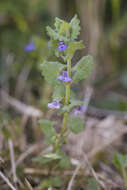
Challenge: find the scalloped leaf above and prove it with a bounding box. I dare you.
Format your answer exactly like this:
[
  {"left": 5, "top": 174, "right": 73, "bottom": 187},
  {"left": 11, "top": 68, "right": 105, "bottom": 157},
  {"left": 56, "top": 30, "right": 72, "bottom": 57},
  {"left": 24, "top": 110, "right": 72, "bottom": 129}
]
[
  {"left": 68, "top": 116, "right": 85, "bottom": 134},
  {"left": 52, "top": 84, "right": 65, "bottom": 101},
  {"left": 39, "top": 120, "right": 57, "bottom": 144},
  {"left": 65, "top": 41, "right": 85, "bottom": 60},
  {"left": 56, "top": 149, "right": 71, "bottom": 169},
  {"left": 70, "top": 14, "right": 81, "bottom": 41},
  {"left": 33, "top": 156, "right": 54, "bottom": 164},
  {"left": 62, "top": 100, "right": 84, "bottom": 112},
  {"left": 46, "top": 26, "right": 70, "bottom": 42},
  {"left": 55, "top": 17, "right": 64, "bottom": 32},
  {"left": 40, "top": 176, "right": 62, "bottom": 188},
  {"left": 72, "top": 55, "right": 94, "bottom": 82},
  {"left": 40, "top": 61, "right": 66, "bottom": 86}
]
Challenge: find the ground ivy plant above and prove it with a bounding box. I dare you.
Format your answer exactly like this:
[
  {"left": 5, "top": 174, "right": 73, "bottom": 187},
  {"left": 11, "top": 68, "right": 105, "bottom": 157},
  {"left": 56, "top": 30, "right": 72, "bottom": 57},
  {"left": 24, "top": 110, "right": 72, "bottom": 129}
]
[{"left": 35, "top": 15, "right": 94, "bottom": 187}]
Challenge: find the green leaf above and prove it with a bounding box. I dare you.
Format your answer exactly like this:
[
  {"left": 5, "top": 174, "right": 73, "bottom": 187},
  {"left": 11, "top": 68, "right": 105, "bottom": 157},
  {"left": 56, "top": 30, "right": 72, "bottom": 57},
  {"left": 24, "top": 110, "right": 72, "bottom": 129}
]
[
  {"left": 39, "top": 120, "right": 57, "bottom": 144},
  {"left": 62, "top": 100, "right": 84, "bottom": 112},
  {"left": 50, "top": 176, "right": 62, "bottom": 187},
  {"left": 72, "top": 55, "right": 94, "bottom": 82},
  {"left": 55, "top": 17, "right": 64, "bottom": 32},
  {"left": 65, "top": 41, "right": 85, "bottom": 60},
  {"left": 68, "top": 116, "right": 85, "bottom": 134},
  {"left": 87, "top": 178, "right": 101, "bottom": 190},
  {"left": 46, "top": 26, "right": 70, "bottom": 42},
  {"left": 32, "top": 156, "right": 54, "bottom": 164},
  {"left": 70, "top": 14, "right": 81, "bottom": 41},
  {"left": 52, "top": 84, "right": 65, "bottom": 101},
  {"left": 40, "top": 176, "right": 62, "bottom": 188},
  {"left": 40, "top": 61, "right": 66, "bottom": 86},
  {"left": 55, "top": 17, "right": 71, "bottom": 37},
  {"left": 33, "top": 152, "right": 61, "bottom": 164},
  {"left": 113, "top": 152, "right": 127, "bottom": 169},
  {"left": 56, "top": 149, "right": 71, "bottom": 169}
]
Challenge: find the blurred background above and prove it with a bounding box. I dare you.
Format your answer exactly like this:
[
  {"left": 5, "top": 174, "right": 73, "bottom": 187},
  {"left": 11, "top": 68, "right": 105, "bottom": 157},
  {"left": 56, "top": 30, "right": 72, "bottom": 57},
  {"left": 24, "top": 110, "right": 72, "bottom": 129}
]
[
  {"left": 1, "top": 0, "right": 127, "bottom": 115},
  {"left": 0, "top": 0, "right": 127, "bottom": 189}
]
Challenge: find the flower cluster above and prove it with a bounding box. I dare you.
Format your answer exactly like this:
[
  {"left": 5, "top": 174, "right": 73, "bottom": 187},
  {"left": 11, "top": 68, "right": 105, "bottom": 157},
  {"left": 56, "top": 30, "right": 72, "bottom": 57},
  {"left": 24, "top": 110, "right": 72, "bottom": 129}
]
[
  {"left": 57, "top": 71, "right": 72, "bottom": 84},
  {"left": 48, "top": 40, "right": 86, "bottom": 115},
  {"left": 73, "top": 105, "right": 86, "bottom": 115},
  {"left": 48, "top": 100, "right": 60, "bottom": 109},
  {"left": 57, "top": 41, "right": 68, "bottom": 52}
]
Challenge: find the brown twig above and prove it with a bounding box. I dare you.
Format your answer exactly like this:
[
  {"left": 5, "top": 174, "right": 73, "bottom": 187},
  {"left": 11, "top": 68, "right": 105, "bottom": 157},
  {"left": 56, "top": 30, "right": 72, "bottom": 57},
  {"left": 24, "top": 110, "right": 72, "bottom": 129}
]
[
  {"left": 1, "top": 90, "right": 42, "bottom": 118},
  {"left": 67, "top": 164, "right": 81, "bottom": 190},
  {"left": 0, "top": 171, "right": 17, "bottom": 190},
  {"left": 25, "top": 178, "right": 34, "bottom": 190},
  {"left": 8, "top": 139, "right": 18, "bottom": 185}
]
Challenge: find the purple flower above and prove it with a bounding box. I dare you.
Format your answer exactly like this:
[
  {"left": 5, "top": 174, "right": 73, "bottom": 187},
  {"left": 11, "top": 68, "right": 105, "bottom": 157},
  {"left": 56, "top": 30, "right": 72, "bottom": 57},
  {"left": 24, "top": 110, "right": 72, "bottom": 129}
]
[
  {"left": 48, "top": 100, "right": 60, "bottom": 109},
  {"left": 57, "top": 71, "right": 72, "bottom": 84},
  {"left": 73, "top": 105, "right": 86, "bottom": 115},
  {"left": 57, "top": 41, "right": 68, "bottom": 52},
  {"left": 24, "top": 41, "right": 36, "bottom": 52}
]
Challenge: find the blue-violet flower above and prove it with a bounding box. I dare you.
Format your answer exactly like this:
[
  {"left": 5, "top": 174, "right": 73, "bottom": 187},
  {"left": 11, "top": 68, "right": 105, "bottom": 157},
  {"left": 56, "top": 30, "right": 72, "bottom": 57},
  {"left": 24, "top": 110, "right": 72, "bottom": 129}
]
[
  {"left": 73, "top": 105, "right": 86, "bottom": 115},
  {"left": 57, "top": 41, "right": 68, "bottom": 52},
  {"left": 57, "top": 71, "right": 72, "bottom": 84},
  {"left": 48, "top": 100, "right": 60, "bottom": 109},
  {"left": 24, "top": 41, "right": 36, "bottom": 52}
]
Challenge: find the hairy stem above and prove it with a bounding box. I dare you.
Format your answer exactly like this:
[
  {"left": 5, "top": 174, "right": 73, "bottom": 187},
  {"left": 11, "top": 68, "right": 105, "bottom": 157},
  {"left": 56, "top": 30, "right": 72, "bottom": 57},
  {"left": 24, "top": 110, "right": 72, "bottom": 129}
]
[
  {"left": 53, "top": 59, "right": 71, "bottom": 152},
  {"left": 61, "top": 59, "right": 71, "bottom": 135}
]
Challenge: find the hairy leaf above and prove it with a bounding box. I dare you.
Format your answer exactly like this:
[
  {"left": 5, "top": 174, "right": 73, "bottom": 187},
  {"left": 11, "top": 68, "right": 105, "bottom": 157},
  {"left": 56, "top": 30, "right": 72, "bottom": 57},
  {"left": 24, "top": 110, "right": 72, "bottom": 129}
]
[
  {"left": 46, "top": 26, "right": 69, "bottom": 42},
  {"left": 32, "top": 156, "right": 54, "bottom": 164},
  {"left": 62, "top": 100, "right": 84, "bottom": 112},
  {"left": 68, "top": 116, "right": 85, "bottom": 134},
  {"left": 33, "top": 152, "right": 61, "bottom": 164},
  {"left": 55, "top": 17, "right": 64, "bottom": 32},
  {"left": 40, "top": 176, "right": 62, "bottom": 188},
  {"left": 73, "top": 55, "right": 94, "bottom": 82},
  {"left": 40, "top": 61, "right": 66, "bottom": 86},
  {"left": 39, "top": 120, "right": 56, "bottom": 144},
  {"left": 70, "top": 15, "right": 81, "bottom": 41},
  {"left": 52, "top": 84, "right": 65, "bottom": 101},
  {"left": 56, "top": 149, "right": 71, "bottom": 169},
  {"left": 65, "top": 41, "right": 85, "bottom": 60}
]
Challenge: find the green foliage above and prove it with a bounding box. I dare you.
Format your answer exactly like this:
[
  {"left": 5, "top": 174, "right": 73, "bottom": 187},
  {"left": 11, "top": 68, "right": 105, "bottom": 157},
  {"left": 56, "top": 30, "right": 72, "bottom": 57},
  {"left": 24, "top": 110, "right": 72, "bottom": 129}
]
[
  {"left": 62, "top": 100, "right": 84, "bottom": 112},
  {"left": 65, "top": 41, "right": 85, "bottom": 60},
  {"left": 55, "top": 17, "right": 65, "bottom": 32},
  {"left": 39, "top": 120, "right": 57, "bottom": 144},
  {"left": 59, "top": 22, "right": 70, "bottom": 37},
  {"left": 87, "top": 178, "right": 101, "bottom": 190},
  {"left": 33, "top": 150, "right": 71, "bottom": 169},
  {"left": 46, "top": 14, "right": 81, "bottom": 43},
  {"left": 70, "top": 14, "right": 81, "bottom": 41},
  {"left": 113, "top": 152, "right": 127, "bottom": 169},
  {"left": 40, "top": 176, "right": 62, "bottom": 188},
  {"left": 73, "top": 55, "right": 94, "bottom": 82},
  {"left": 33, "top": 152, "right": 61, "bottom": 164},
  {"left": 68, "top": 116, "right": 85, "bottom": 134},
  {"left": 52, "top": 84, "right": 65, "bottom": 101},
  {"left": 40, "top": 61, "right": 66, "bottom": 86},
  {"left": 46, "top": 26, "right": 70, "bottom": 42},
  {"left": 56, "top": 149, "right": 71, "bottom": 169}
]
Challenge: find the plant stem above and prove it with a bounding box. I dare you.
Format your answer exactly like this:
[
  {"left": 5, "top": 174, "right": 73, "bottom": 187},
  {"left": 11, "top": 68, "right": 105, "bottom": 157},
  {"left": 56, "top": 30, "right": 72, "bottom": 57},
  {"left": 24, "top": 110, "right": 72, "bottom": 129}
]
[
  {"left": 61, "top": 59, "right": 71, "bottom": 135},
  {"left": 121, "top": 167, "right": 127, "bottom": 190},
  {"left": 53, "top": 59, "right": 71, "bottom": 152}
]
